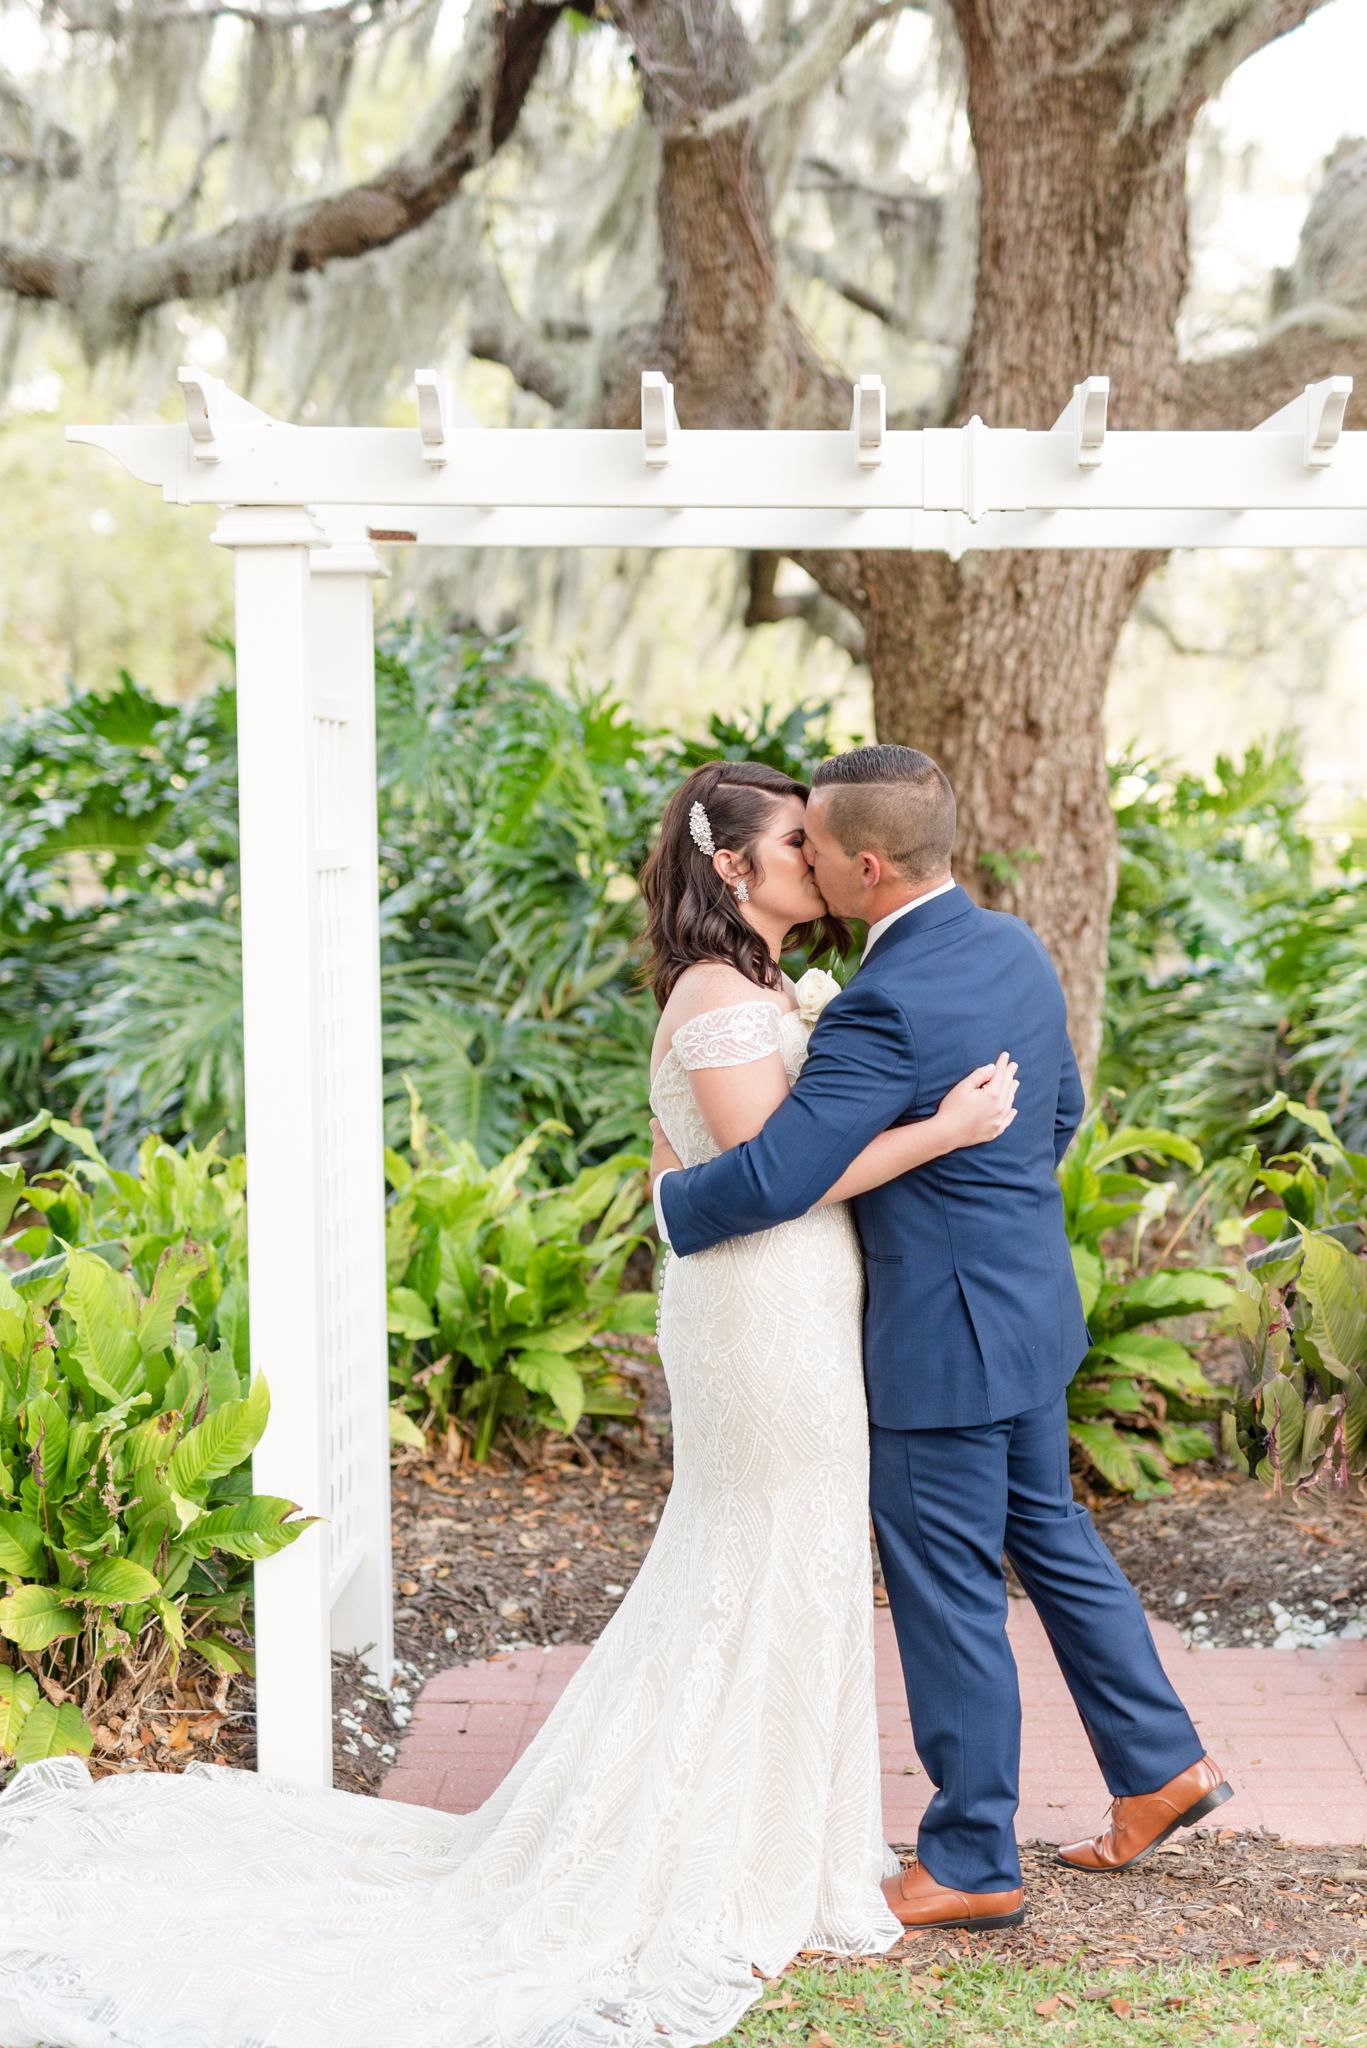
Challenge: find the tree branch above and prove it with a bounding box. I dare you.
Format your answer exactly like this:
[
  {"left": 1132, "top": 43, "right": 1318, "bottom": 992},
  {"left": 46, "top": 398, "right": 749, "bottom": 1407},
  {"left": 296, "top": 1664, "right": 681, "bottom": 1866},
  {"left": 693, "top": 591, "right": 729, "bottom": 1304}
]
[
  {"left": 463, "top": 263, "right": 576, "bottom": 410},
  {"left": 0, "top": 0, "right": 565, "bottom": 350},
  {"left": 1177, "top": 322, "right": 1367, "bottom": 429}
]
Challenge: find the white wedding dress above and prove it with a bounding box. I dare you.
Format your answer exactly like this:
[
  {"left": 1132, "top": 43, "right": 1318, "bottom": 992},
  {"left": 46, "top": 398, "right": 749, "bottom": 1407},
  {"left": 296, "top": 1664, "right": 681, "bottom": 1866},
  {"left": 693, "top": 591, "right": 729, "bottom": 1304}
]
[{"left": 0, "top": 1000, "right": 899, "bottom": 2048}]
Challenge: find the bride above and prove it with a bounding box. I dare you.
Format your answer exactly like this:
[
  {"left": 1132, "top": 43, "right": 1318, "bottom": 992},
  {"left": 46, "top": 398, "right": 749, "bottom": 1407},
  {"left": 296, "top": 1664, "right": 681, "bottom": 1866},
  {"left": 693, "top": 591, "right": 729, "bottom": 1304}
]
[{"left": 0, "top": 760, "right": 1017, "bottom": 2048}]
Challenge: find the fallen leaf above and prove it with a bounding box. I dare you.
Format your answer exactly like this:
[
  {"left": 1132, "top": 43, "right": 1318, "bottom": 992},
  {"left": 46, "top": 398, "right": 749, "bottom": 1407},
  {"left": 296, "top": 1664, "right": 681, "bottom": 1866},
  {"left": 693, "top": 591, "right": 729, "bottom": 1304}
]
[
  {"left": 807, "top": 2033, "right": 837, "bottom": 2047},
  {"left": 1034, "top": 1996, "right": 1061, "bottom": 2015},
  {"left": 760, "top": 1994, "right": 794, "bottom": 2010},
  {"left": 1109, "top": 1998, "right": 1132, "bottom": 2017},
  {"left": 165, "top": 1717, "right": 190, "bottom": 1750},
  {"left": 1058, "top": 1994, "right": 1079, "bottom": 2011},
  {"left": 398, "top": 1580, "right": 419, "bottom": 1596},
  {"left": 1164, "top": 1996, "right": 1189, "bottom": 2010},
  {"left": 549, "top": 1557, "right": 571, "bottom": 1572}
]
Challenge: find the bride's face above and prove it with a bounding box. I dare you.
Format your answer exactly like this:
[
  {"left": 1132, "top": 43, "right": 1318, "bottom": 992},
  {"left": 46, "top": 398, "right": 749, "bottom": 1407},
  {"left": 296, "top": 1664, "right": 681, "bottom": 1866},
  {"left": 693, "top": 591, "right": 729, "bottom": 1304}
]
[{"left": 716, "top": 793, "right": 828, "bottom": 931}]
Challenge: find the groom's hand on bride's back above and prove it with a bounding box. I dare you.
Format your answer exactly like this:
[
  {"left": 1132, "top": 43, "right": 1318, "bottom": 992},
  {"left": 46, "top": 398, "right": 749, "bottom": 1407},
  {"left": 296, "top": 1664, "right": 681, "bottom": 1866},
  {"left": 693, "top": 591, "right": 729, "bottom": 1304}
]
[{"left": 937, "top": 1052, "right": 1019, "bottom": 1148}]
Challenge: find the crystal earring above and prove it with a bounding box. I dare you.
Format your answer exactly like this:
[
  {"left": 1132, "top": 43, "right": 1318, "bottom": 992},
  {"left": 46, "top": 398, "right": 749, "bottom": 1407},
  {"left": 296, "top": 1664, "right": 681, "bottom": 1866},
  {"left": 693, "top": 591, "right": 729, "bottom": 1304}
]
[{"left": 735, "top": 880, "right": 750, "bottom": 903}]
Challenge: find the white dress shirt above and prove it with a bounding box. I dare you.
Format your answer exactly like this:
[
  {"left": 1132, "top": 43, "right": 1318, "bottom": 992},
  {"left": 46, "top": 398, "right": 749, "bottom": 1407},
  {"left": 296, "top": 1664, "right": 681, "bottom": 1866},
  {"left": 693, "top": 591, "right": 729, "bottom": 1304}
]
[{"left": 653, "top": 878, "right": 957, "bottom": 1244}]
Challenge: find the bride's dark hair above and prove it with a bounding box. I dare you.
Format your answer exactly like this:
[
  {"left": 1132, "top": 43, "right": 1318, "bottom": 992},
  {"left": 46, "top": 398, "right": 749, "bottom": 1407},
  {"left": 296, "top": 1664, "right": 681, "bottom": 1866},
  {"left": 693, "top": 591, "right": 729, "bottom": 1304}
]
[{"left": 639, "top": 761, "right": 851, "bottom": 1009}]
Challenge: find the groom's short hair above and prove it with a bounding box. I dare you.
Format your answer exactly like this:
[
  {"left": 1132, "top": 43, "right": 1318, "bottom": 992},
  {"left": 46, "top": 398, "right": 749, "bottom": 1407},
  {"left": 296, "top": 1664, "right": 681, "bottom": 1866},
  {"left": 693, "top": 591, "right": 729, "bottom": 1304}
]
[{"left": 811, "top": 745, "right": 956, "bottom": 880}]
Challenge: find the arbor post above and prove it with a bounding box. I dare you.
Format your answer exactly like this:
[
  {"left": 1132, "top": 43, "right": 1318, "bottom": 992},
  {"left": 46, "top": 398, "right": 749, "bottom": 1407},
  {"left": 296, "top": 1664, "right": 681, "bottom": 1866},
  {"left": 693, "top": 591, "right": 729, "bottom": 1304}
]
[
  {"left": 212, "top": 503, "right": 334, "bottom": 1786},
  {"left": 308, "top": 516, "right": 394, "bottom": 1691}
]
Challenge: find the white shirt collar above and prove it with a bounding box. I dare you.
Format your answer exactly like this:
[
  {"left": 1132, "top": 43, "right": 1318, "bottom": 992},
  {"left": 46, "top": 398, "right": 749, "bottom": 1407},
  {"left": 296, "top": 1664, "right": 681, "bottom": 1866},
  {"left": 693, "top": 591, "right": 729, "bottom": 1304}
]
[{"left": 861, "top": 879, "right": 957, "bottom": 963}]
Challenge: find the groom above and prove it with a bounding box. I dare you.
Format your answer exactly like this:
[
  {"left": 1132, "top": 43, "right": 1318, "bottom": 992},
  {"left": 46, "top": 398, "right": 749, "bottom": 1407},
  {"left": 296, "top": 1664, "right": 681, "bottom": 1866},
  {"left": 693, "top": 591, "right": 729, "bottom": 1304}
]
[{"left": 650, "top": 745, "right": 1231, "bottom": 1931}]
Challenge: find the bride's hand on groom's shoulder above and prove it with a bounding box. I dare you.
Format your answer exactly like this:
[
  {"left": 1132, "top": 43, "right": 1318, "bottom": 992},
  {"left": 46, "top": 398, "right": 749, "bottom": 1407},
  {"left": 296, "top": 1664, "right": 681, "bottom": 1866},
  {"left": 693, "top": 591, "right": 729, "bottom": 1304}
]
[
  {"left": 937, "top": 1052, "right": 1019, "bottom": 1148},
  {"left": 648, "top": 1117, "right": 683, "bottom": 1193}
]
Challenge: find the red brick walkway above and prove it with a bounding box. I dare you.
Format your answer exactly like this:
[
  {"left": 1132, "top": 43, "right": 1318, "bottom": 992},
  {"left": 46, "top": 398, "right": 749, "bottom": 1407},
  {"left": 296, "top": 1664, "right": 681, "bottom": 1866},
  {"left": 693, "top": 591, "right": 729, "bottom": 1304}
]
[{"left": 382, "top": 1604, "right": 1367, "bottom": 1847}]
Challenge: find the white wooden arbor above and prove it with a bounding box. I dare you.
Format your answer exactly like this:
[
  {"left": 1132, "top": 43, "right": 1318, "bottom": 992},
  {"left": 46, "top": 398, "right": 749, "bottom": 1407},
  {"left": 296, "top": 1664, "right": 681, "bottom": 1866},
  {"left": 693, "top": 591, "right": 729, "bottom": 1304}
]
[{"left": 68, "top": 364, "right": 1365, "bottom": 1787}]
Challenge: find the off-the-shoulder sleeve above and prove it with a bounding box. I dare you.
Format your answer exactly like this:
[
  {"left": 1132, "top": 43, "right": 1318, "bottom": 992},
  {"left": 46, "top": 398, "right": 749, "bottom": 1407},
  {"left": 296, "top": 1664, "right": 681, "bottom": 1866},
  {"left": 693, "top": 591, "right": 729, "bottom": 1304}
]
[{"left": 670, "top": 1001, "right": 785, "bottom": 1071}]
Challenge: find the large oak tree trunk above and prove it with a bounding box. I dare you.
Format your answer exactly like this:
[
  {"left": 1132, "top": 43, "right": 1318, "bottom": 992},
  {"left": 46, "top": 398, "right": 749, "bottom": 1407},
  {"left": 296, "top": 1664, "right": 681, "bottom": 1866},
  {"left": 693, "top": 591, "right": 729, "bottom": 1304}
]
[{"left": 811, "top": 10, "right": 1209, "bottom": 1077}]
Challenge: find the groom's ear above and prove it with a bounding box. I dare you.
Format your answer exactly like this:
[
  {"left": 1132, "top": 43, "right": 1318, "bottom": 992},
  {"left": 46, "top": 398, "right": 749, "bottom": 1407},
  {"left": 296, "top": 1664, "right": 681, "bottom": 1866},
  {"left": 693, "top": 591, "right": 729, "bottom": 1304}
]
[{"left": 859, "top": 851, "right": 885, "bottom": 890}]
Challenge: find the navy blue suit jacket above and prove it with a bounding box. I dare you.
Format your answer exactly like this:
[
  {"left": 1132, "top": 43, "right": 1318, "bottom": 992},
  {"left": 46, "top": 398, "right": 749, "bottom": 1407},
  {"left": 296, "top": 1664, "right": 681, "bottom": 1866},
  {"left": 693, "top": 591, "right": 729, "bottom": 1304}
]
[{"left": 657, "top": 886, "right": 1089, "bottom": 1429}]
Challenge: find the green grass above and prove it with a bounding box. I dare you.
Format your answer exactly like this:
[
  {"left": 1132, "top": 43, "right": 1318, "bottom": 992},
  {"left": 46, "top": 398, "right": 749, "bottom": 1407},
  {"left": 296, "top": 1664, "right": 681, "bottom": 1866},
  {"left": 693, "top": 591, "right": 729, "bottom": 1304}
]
[{"left": 729, "top": 1958, "right": 1366, "bottom": 2046}]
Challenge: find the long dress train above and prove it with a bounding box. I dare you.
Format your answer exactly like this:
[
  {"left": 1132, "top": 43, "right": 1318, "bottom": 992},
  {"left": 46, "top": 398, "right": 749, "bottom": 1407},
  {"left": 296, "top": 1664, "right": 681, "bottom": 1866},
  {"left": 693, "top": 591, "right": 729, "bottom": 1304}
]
[{"left": 0, "top": 1000, "right": 899, "bottom": 2048}]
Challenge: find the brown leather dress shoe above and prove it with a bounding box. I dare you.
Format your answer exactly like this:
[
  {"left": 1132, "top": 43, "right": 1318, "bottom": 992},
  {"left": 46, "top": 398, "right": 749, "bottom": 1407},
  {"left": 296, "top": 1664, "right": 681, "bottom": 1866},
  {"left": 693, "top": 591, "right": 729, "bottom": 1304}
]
[
  {"left": 882, "top": 1859, "right": 1025, "bottom": 1931},
  {"left": 1057, "top": 1755, "right": 1232, "bottom": 1872}
]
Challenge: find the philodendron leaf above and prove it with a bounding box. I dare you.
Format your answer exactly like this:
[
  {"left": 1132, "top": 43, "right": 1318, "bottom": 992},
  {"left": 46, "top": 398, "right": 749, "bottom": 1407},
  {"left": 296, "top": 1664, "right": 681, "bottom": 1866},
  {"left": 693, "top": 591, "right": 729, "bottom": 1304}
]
[
  {"left": 0, "top": 1584, "right": 84, "bottom": 1651},
  {"left": 0, "top": 1666, "right": 39, "bottom": 1754},
  {"left": 1258, "top": 1373, "right": 1305, "bottom": 1485},
  {"left": 1299, "top": 1232, "right": 1367, "bottom": 1374},
  {"left": 12, "top": 1699, "right": 94, "bottom": 1764},
  {"left": 0, "top": 1508, "right": 46, "bottom": 1577},
  {"left": 80, "top": 1555, "right": 162, "bottom": 1606},
  {"left": 512, "top": 1349, "right": 586, "bottom": 1432},
  {"left": 168, "top": 1374, "right": 270, "bottom": 1497}
]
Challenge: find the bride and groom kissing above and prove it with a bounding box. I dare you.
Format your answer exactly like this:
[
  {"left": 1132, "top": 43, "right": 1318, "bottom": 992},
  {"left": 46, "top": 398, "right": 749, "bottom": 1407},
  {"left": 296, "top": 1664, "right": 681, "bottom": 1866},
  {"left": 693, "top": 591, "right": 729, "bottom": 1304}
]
[{"left": 0, "top": 746, "right": 1230, "bottom": 2048}]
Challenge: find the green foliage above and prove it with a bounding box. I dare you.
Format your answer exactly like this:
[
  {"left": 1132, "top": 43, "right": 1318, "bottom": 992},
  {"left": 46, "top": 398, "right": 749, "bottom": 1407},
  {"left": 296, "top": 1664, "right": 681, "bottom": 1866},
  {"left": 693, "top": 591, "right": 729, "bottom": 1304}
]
[
  {"left": 1219, "top": 1096, "right": 1367, "bottom": 1496},
  {"left": 0, "top": 624, "right": 843, "bottom": 1181},
  {"left": 0, "top": 674, "right": 239, "bottom": 1159},
  {"left": 1060, "top": 1111, "right": 1232, "bottom": 1496},
  {"left": 385, "top": 1089, "right": 656, "bottom": 1462},
  {"left": 1101, "top": 742, "right": 1367, "bottom": 1158},
  {"left": 0, "top": 1112, "right": 311, "bottom": 1760}
]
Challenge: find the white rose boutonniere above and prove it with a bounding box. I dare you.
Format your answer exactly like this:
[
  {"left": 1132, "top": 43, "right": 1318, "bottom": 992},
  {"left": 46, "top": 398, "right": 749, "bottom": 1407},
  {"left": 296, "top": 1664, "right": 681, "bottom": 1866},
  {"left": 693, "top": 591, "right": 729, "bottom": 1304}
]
[{"left": 795, "top": 967, "right": 842, "bottom": 1026}]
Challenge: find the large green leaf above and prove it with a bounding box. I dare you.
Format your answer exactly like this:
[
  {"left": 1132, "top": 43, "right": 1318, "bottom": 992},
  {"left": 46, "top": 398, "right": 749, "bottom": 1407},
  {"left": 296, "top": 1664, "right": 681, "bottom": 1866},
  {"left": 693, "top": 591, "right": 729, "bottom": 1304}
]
[
  {"left": 137, "top": 1244, "right": 207, "bottom": 1357},
  {"left": 0, "top": 1584, "right": 84, "bottom": 1650},
  {"left": 1298, "top": 1232, "right": 1367, "bottom": 1374},
  {"left": 12, "top": 1699, "right": 94, "bottom": 1763},
  {"left": 1088, "top": 1126, "right": 1203, "bottom": 1174},
  {"left": 0, "top": 1508, "right": 46, "bottom": 1576},
  {"left": 184, "top": 1496, "right": 314, "bottom": 1560},
  {"left": 23, "top": 1391, "right": 69, "bottom": 1493},
  {"left": 1070, "top": 1244, "right": 1103, "bottom": 1319},
  {"left": 80, "top": 1555, "right": 162, "bottom": 1605},
  {"left": 1102, "top": 1270, "right": 1234, "bottom": 1331},
  {"left": 168, "top": 1373, "right": 270, "bottom": 1496},
  {"left": 386, "top": 1287, "right": 436, "bottom": 1340},
  {"left": 62, "top": 1248, "right": 143, "bottom": 1401},
  {"left": 512, "top": 1349, "right": 586, "bottom": 1432},
  {"left": 1257, "top": 1374, "right": 1305, "bottom": 1484},
  {"left": 0, "top": 1666, "right": 39, "bottom": 1754},
  {"left": 1068, "top": 1420, "right": 1140, "bottom": 1491},
  {"left": 1087, "top": 1331, "right": 1212, "bottom": 1395},
  {"left": 597, "top": 1292, "right": 658, "bottom": 1337}
]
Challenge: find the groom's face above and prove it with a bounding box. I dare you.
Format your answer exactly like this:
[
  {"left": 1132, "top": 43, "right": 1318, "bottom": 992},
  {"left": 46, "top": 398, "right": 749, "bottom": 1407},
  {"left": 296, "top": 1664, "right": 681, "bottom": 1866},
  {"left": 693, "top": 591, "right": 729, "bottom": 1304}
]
[{"left": 801, "top": 791, "right": 869, "bottom": 920}]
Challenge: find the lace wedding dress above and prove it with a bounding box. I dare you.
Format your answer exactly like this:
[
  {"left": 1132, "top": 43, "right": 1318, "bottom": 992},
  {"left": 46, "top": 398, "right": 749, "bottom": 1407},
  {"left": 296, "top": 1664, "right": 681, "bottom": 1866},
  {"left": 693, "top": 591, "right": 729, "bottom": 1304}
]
[{"left": 0, "top": 1000, "right": 899, "bottom": 2048}]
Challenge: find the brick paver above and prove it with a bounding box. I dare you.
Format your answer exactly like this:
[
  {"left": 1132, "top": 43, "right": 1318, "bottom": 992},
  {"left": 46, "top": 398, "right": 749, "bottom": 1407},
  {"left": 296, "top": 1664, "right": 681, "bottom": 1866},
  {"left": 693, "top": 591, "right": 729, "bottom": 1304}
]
[{"left": 381, "top": 1605, "right": 1367, "bottom": 1847}]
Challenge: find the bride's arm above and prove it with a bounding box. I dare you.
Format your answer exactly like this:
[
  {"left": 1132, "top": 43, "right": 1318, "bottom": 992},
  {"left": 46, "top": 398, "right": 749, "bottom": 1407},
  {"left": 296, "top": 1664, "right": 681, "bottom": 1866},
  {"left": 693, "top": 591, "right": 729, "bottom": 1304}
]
[
  {"left": 650, "top": 1055, "right": 1019, "bottom": 1199},
  {"left": 814, "top": 1054, "right": 1017, "bottom": 1204}
]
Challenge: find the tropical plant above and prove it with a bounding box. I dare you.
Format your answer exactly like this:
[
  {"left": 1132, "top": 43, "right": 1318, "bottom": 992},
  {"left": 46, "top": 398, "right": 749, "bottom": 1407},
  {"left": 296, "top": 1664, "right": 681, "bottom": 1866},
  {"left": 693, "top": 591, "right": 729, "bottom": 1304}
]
[
  {"left": 1220, "top": 1094, "right": 1367, "bottom": 1495},
  {"left": 1060, "top": 1110, "right": 1234, "bottom": 1496},
  {"left": 1100, "top": 742, "right": 1367, "bottom": 1158},
  {"left": 0, "top": 625, "right": 846, "bottom": 1180},
  {"left": 0, "top": 1110, "right": 309, "bottom": 1766},
  {"left": 385, "top": 1091, "right": 658, "bottom": 1462}
]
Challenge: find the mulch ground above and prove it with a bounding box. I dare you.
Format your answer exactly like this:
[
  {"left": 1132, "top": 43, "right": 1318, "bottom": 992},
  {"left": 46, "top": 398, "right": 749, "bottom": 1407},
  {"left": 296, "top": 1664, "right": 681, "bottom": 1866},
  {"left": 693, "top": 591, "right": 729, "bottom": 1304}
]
[{"left": 866, "top": 1835, "right": 1367, "bottom": 1973}]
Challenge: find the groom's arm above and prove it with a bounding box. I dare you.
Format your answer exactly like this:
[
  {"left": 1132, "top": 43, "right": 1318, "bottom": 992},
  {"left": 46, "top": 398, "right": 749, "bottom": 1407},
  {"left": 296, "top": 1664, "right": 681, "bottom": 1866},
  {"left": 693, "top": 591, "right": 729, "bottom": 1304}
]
[
  {"left": 657, "top": 982, "right": 917, "bottom": 1258},
  {"left": 1055, "top": 1034, "right": 1085, "bottom": 1166}
]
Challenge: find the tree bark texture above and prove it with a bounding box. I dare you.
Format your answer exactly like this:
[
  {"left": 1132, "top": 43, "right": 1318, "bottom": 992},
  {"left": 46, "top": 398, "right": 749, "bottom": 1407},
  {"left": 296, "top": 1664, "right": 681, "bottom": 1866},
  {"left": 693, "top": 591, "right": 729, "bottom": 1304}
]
[{"left": 801, "top": 0, "right": 1340, "bottom": 1078}]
